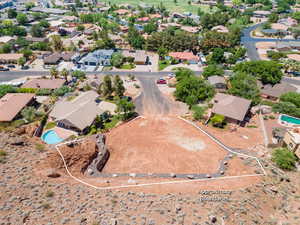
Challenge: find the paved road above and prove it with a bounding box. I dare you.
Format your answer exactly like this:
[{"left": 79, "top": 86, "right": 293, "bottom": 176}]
[
  {"left": 0, "top": 70, "right": 203, "bottom": 83},
  {"left": 282, "top": 77, "right": 300, "bottom": 86},
  {"left": 241, "top": 23, "right": 300, "bottom": 60},
  {"left": 134, "top": 76, "right": 172, "bottom": 115}
]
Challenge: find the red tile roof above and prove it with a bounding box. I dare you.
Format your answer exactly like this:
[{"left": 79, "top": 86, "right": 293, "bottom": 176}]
[{"left": 169, "top": 52, "right": 199, "bottom": 61}]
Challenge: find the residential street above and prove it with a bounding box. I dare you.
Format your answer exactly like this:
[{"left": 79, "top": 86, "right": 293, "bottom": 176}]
[
  {"left": 0, "top": 71, "right": 202, "bottom": 82},
  {"left": 241, "top": 23, "right": 300, "bottom": 60}
]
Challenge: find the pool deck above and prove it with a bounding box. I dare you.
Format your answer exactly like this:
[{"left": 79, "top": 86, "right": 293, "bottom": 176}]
[
  {"left": 52, "top": 127, "right": 77, "bottom": 140},
  {"left": 278, "top": 114, "right": 300, "bottom": 128}
]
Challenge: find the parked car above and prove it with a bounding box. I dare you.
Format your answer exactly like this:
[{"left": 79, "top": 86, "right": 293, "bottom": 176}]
[
  {"left": 0, "top": 66, "right": 9, "bottom": 71},
  {"left": 7, "top": 65, "right": 15, "bottom": 68},
  {"left": 21, "top": 65, "right": 29, "bottom": 70},
  {"left": 122, "top": 96, "right": 132, "bottom": 101},
  {"left": 156, "top": 78, "right": 167, "bottom": 84},
  {"left": 168, "top": 73, "right": 175, "bottom": 78}
]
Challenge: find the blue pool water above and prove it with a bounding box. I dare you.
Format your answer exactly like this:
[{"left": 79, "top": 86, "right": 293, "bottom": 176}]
[
  {"left": 42, "top": 130, "right": 64, "bottom": 144},
  {"left": 280, "top": 115, "right": 300, "bottom": 125}
]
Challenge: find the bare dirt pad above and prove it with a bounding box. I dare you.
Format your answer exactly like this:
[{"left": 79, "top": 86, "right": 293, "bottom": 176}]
[{"left": 104, "top": 116, "right": 228, "bottom": 174}]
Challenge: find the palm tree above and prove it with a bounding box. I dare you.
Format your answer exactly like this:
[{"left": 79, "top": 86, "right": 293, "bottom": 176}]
[
  {"left": 50, "top": 66, "right": 59, "bottom": 79},
  {"left": 21, "top": 107, "right": 36, "bottom": 123},
  {"left": 61, "top": 68, "right": 69, "bottom": 82}
]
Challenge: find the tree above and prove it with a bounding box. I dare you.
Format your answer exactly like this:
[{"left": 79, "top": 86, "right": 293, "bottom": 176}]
[
  {"left": 21, "top": 106, "right": 36, "bottom": 122},
  {"left": 272, "top": 148, "right": 297, "bottom": 170},
  {"left": 0, "top": 43, "right": 12, "bottom": 53},
  {"left": 210, "top": 114, "right": 226, "bottom": 128},
  {"left": 50, "top": 35, "right": 63, "bottom": 52},
  {"left": 53, "top": 86, "right": 72, "bottom": 96},
  {"left": 25, "top": 2, "right": 35, "bottom": 11},
  {"left": 101, "top": 75, "right": 113, "bottom": 99},
  {"left": 113, "top": 75, "right": 125, "bottom": 98},
  {"left": 72, "top": 70, "right": 86, "bottom": 79},
  {"left": 7, "top": 8, "right": 17, "bottom": 19},
  {"left": 77, "top": 24, "right": 85, "bottom": 31},
  {"left": 61, "top": 68, "right": 69, "bottom": 82},
  {"left": 39, "top": 20, "right": 50, "bottom": 28},
  {"left": 280, "top": 92, "right": 300, "bottom": 108},
  {"left": 209, "top": 48, "right": 225, "bottom": 64},
  {"left": 0, "top": 85, "right": 16, "bottom": 98},
  {"left": 202, "top": 64, "right": 224, "bottom": 79},
  {"left": 110, "top": 53, "right": 124, "bottom": 68},
  {"left": 146, "top": 29, "right": 198, "bottom": 52},
  {"left": 272, "top": 102, "right": 300, "bottom": 118},
  {"left": 17, "top": 57, "right": 26, "bottom": 67},
  {"left": 127, "top": 26, "right": 145, "bottom": 49},
  {"left": 21, "top": 49, "right": 33, "bottom": 60},
  {"left": 157, "top": 47, "right": 168, "bottom": 59},
  {"left": 16, "top": 13, "right": 28, "bottom": 25},
  {"left": 30, "top": 24, "right": 44, "bottom": 38},
  {"left": 116, "top": 98, "right": 135, "bottom": 121},
  {"left": 50, "top": 67, "right": 59, "bottom": 79},
  {"left": 268, "top": 13, "right": 279, "bottom": 23},
  {"left": 229, "top": 72, "right": 261, "bottom": 105},
  {"left": 174, "top": 70, "right": 215, "bottom": 107},
  {"left": 191, "top": 105, "right": 206, "bottom": 120},
  {"left": 292, "top": 11, "right": 300, "bottom": 22},
  {"left": 143, "top": 22, "right": 158, "bottom": 34},
  {"left": 233, "top": 61, "right": 283, "bottom": 85}
]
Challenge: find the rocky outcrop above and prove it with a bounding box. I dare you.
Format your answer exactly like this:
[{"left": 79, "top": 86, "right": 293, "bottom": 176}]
[
  {"left": 84, "top": 134, "right": 110, "bottom": 176},
  {"left": 44, "top": 134, "right": 109, "bottom": 176}
]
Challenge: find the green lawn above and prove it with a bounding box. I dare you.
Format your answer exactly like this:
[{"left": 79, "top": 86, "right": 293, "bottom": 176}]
[
  {"left": 158, "top": 59, "right": 171, "bottom": 71},
  {"left": 120, "top": 63, "right": 136, "bottom": 70},
  {"left": 102, "top": 0, "right": 214, "bottom": 14}
]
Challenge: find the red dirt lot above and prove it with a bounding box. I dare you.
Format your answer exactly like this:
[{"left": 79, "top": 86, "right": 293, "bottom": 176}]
[{"left": 103, "top": 116, "right": 228, "bottom": 174}]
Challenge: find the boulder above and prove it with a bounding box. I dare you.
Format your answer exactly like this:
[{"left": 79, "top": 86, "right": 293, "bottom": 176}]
[
  {"left": 46, "top": 169, "right": 61, "bottom": 178},
  {"left": 10, "top": 137, "right": 26, "bottom": 146}
]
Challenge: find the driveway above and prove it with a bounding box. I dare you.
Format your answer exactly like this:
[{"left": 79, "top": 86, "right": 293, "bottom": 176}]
[{"left": 162, "top": 64, "right": 203, "bottom": 72}]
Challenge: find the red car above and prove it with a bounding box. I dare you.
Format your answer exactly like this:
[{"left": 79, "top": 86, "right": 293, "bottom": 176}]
[{"left": 156, "top": 79, "right": 167, "bottom": 84}]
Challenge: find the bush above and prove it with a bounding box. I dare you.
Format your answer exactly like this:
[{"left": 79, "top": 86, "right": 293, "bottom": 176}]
[
  {"left": 36, "top": 88, "right": 52, "bottom": 96},
  {"left": 21, "top": 107, "right": 36, "bottom": 122},
  {"left": 0, "top": 149, "right": 7, "bottom": 164},
  {"left": 11, "top": 119, "right": 26, "bottom": 128},
  {"left": 45, "top": 190, "right": 54, "bottom": 198},
  {"left": 191, "top": 105, "right": 206, "bottom": 121},
  {"left": 210, "top": 114, "right": 226, "bottom": 128},
  {"left": 45, "top": 122, "right": 56, "bottom": 130},
  {"left": 17, "top": 88, "right": 36, "bottom": 93},
  {"left": 272, "top": 148, "right": 297, "bottom": 170},
  {"left": 35, "top": 143, "right": 46, "bottom": 152},
  {"left": 53, "top": 86, "right": 72, "bottom": 96}
]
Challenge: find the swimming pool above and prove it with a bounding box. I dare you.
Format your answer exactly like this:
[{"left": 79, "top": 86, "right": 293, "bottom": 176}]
[
  {"left": 41, "top": 130, "right": 64, "bottom": 144},
  {"left": 280, "top": 114, "right": 300, "bottom": 125}
]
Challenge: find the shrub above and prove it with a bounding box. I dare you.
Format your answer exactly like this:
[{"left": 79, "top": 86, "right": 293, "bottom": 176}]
[
  {"left": 0, "top": 149, "right": 7, "bottom": 164},
  {"left": 191, "top": 105, "right": 206, "bottom": 121},
  {"left": 41, "top": 203, "right": 51, "bottom": 209},
  {"left": 11, "top": 119, "right": 26, "bottom": 128},
  {"left": 272, "top": 148, "right": 297, "bottom": 170},
  {"left": 35, "top": 143, "right": 46, "bottom": 152},
  {"left": 210, "top": 114, "right": 226, "bottom": 128},
  {"left": 36, "top": 88, "right": 52, "bottom": 96},
  {"left": 133, "top": 84, "right": 140, "bottom": 89},
  {"left": 45, "top": 122, "right": 56, "bottom": 130},
  {"left": 45, "top": 190, "right": 54, "bottom": 198},
  {"left": 53, "top": 86, "right": 72, "bottom": 96},
  {"left": 21, "top": 107, "right": 36, "bottom": 122}
]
